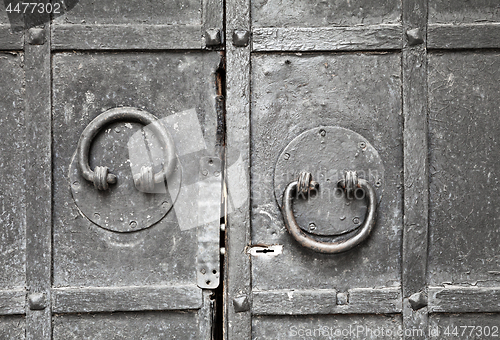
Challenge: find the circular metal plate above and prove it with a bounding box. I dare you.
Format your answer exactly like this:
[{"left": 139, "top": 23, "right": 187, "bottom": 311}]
[
  {"left": 70, "top": 121, "right": 181, "bottom": 233},
  {"left": 274, "top": 126, "right": 384, "bottom": 236}
]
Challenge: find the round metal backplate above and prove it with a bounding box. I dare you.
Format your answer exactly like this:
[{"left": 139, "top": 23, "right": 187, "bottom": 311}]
[
  {"left": 70, "top": 121, "right": 181, "bottom": 233},
  {"left": 274, "top": 126, "right": 384, "bottom": 236}
]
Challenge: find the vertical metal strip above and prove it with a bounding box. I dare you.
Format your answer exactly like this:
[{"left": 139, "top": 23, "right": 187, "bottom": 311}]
[
  {"left": 24, "top": 16, "right": 52, "bottom": 340},
  {"left": 197, "top": 157, "right": 222, "bottom": 290},
  {"left": 402, "top": 0, "right": 429, "bottom": 338},
  {"left": 224, "top": 0, "right": 252, "bottom": 337}
]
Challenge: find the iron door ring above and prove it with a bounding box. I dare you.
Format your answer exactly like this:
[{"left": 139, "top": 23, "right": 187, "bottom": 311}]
[
  {"left": 77, "top": 107, "right": 176, "bottom": 191},
  {"left": 282, "top": 171, "right": 378, "bottom": 254}
]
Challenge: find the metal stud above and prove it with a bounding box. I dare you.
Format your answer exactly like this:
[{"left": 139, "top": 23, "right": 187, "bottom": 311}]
[
  {"left": 233, "top": 295, "right": 250, "bottom": 312},
  {"left": 232, "top": 30, "right": 250, "bottom": 47},
  {"left": 28, "top": 292, "right": 47, "bottom": 310},
  {"left": 409, "top": 291, "right": 427, "bottom": 310},
  {"left": 406, "top": 28, "right": 424, "bottom": 46},
  {"left": 28, "top": 27, "right": 46, "bottom": 45},
  {"left": 205, "top": 29, "right": 222, "bottom": 47}
]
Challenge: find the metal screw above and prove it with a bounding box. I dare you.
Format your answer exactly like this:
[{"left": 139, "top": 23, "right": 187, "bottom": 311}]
[
  {"left": 353, "top": 217, "right": 360, "bottom": 225},
  {"left": 319, "top": 129, "right": 326, "bottom": 137},
  {"left": 202, "top": 169, "right": 209, "bottom": 176},
  {"left": 309, "top": 223, "right": 316, "bottom": 230},
  {"left": 375, "top": 180, "right": 382, "bottom": 187},
  {"left": 284, "top": 153, "right": 290, "bottom": 160},
  {"left": 214, "top": 171, "right": 220, "bottom": 177},
  {"left": 359, "top": 141, "right": 366, "bottom": 149},
  {"left": 130, "top": 221, "right": 137, "bottom": 228},
  {"left": 201, "top": 268, "right": 206, "bottom": 274},
  {"left": 115, "top": 127, "right": 121, "bottom": 133}
]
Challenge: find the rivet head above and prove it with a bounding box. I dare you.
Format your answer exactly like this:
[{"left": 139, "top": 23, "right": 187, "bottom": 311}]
[
  {"left": 409, "top": 291, "right": 427, "bottom": 310},
  {"left": 233, "top": 295, "right": 250, "bottom": 312},
  {"left": 28, "top": 292, "right": 47, "bottom": 310},
  {"left": 28, "top": 27, "right": 46, "bottom": 45},
  {"left": 336, "top": 292, "right": 349, "bottom": 305},
  {"left": 232, "top": 30, "right": 250, "bottom": 47},
  {"left": 205, "top": 29, "right": 222, "bottom": 47},
  {"left": 406, "top": 28, "right": 424, "bottom": 46}
]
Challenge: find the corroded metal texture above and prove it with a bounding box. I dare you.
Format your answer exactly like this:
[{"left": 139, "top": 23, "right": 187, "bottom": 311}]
[{"left": 274, "top": 126, "right": 384, "bottom": 237}]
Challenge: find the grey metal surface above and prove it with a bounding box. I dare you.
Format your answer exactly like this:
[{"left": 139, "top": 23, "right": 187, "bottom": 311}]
[
  {"left": 429, "top": 313, "right": 500, "bottom": 340},
  {"left": 402, "top": 0, "right": 429, "bottom": 338},
  {"left": 0, "top": 316, "right": 26, "bottom": 340},
  {"left": 428, "top": 52, "right": 500, "bottom": 288},
  {"left": 429, "top": 0, "right": 500, "bottom": 24},
  {"left": 252, "top": 0, "right": 401, "bottom": 27},
  {"left": 0, "top": 52, "right": 25, "bottom": 291},
  {"left": 252, "top": 314, "right": 403, "bottom": 340},
  {"left": 274, "top": 126, "right": 384, "bottom": 237},
  {"left": 250, "top": 53, "right": 403, "bottom": 292},
  {"left": 25, "top": 17, "right": 53, "bottom": 339},
  {"left": 49, "top": 51, "right": 220, "bottom": 339},
  {"left": 53, "top": 312, "right": 201, "bottom": 340},
  {"left": 196, "top": 157, "right": 222, "bottom": 289},
  {"left": 53, "top": 0, "right": 201, "bottom": 25}
]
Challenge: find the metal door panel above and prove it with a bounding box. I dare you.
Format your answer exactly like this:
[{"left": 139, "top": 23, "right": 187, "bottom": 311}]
[
  {"left": 250, "top": 53, "right": 403, "bottom": 292},
  {"left": 429, "top": 314, "right": 500, "bottom": 339},
  {"left": 0, "top": 315, "right": 26, "bottom": 339},
  {"left": 51, "top": 0, "right": 222, "bottom": 50},
  {"left": 52, "top": 52, "right": 220, "bottom": 288},
  {"left": 429, "top": 0, "right": 500, "bottom": 24},
  {"left": 0, "top": 52, "right": 27, "bottom": 336},
  {"left": 0, "top": 52, "right": 25, "bottom": 290},
  {"left": 53, "top": 311, "right": 202, "bottom": 340},
  {"left": 428, "top": 52, "right": 500, "bottom": 288},
  {"left": 252, "top": 315, "right": 402, "bottom": 340},
  {"left": 50, "top": 51, "right": 220, "bottom": 338},
  {"left": 252, "top": 0, "right": 401, "bottom": 27},
  {"left": 54, "top": 0, "right": 202, "bottom": 25}
]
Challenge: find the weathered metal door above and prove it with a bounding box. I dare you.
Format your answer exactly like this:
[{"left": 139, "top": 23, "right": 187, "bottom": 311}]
[
  {"left": 224, "top": 0, "right": 500, "bottom": 339},
  {"left": 1, "top": 0, "right": 500, "bottom": 339},
  {"left": 0, "top": 1, "right": 224, "bottom": 339}
]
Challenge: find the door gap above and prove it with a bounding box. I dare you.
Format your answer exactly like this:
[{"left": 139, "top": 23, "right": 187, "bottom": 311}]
[{"left": 213, "top": 50, "right": 226, "bottom": 340}]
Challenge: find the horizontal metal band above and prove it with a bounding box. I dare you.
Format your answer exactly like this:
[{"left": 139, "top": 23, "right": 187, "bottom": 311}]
[
  {"left": 429, "top": 286, "right": 500, "bottom": 313},
  {"left": 428, "top": 23, "right": 500, "bottom": 49},
  {"left": 51, "top": 24, "right": 204, "bottom": 50},
  {"left": 252, "top": 287, "right": 401, "bottom": 315},
  {"left": 0, "top": 25, "right": 23, "bottom": 50},
  {"left": 252, "top": 25, "right": 403, "bottom": 52},
  {"left": 0, "top": 289, "right": 26, "bottom": 315},
  {"left": 52, "top": 284, "right": 203, "bottom": 313}
]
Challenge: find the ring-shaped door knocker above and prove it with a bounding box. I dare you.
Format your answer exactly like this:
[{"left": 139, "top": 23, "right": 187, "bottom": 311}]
[
  {"left": 77, "top": 107, "right": 176, "bottom": 191},
  {"left": 282, "top": 171, "right": 378, "bottom": 254}
]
